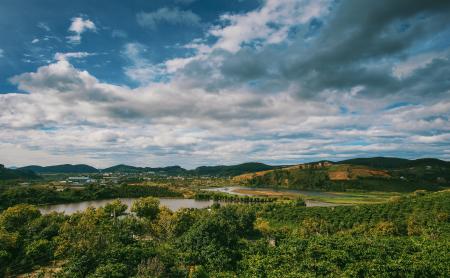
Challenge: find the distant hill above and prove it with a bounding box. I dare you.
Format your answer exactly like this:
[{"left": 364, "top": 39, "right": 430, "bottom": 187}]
[
  {"left": 102, "top": 164, "right": 142, "bottom": 173},
  {"left": 337, "top": 157, "right": 450, "bottom": 169},
  {"left": 234, "top": 158, "right": 450, "bottom": 192},
  {"left": 102, "top": 165, "right": 187, "bottom": 175},
  {"left": 192, "top": 162, "right": 280, "bottom": 177},
  {"left": 102, "top": 162, "right": 279, "bottom": 177},
  {"left": 0, "top": 164, "right": 39, "bottom": 180},
  {"left": 18, "top": 164, "right": 99, "bottom": 174}
]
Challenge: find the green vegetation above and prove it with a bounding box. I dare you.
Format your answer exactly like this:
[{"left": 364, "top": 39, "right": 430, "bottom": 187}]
[
  {"left": 242, "top": 163, "right": 449, "bottom": 192},
  {"left": 303, "top": 191, "right": 403, "bottom": 204},
  {"left": 0, "top": 190, "right": 448, "bottom": 277},
  {"left": 131, "top": 197, "right": 160, "bottom": 220},
  {"left": 338, "top": 157, "right": 450, "bottom": 169},
  {"left": 0, "top": 164, "right": 39, "bottom": 181}
]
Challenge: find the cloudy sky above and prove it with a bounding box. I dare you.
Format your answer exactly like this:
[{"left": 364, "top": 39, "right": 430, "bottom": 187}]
[{"left": 0, "top": 0, "right": 449, "bottom": 168}]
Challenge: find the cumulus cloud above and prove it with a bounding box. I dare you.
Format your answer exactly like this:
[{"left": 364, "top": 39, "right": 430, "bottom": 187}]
[
  {"left": 122, "top": 43, "right": 166, "bottom": 85},
  {"left": 0, "top": 49, "right": 4, "bottom": 58},
  {"left": 137, "top": 7, "right": 201, "bottom": 30},
  {"left": 2, "top": 0, "right": 450, "bottom": 167},
  {"left": 67, "top": 16, "right": 96, "bottom": 44},
  {"left": 209, "top": 0, "right": 330, "bottom": 53},
  {"left": 54, "top": 52, "right": 94, "bottom": 61}
]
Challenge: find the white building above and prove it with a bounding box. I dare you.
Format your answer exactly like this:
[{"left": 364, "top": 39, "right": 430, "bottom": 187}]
[{"left": 67, "top": 176, "right": 92, "bottom": 185}]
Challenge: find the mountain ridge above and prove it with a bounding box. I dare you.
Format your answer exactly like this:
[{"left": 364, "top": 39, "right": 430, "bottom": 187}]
[{"left": 9, "top": 157, "right": 450, "bottom": 177}]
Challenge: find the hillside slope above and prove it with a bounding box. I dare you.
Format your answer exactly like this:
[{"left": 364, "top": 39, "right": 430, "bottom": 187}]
[
  {"left": 0, "top": 164, "right": 39, "bottom": 180},
  {"left": 234, "top": 159, "right": 449, "bottom": 192},
  {"left": 18, "top": 164, "right": 99, "bottom": 174},
  {"left": 192, "top": 162, "right": 279, "bottom": 177},
  {"left": 338, "top": 157, "right": 450, "bottom": 169},
  {"left": 102, "top": 165, "right": 186, "bottom": 175}
]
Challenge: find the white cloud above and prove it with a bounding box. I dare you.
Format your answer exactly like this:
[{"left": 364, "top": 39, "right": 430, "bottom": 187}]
[
  {"left": 2, "top": 56, "right": 449, "bottom": 167},
  {"left": 208, "top": 0, "right": 330, "bottom": 53},
  {"left": 1, "top": 0, "right": 449, "bottom": 167},
  {"left": 163, "top": 0, "right": 330, "bottom": 72},
  {"left": 122, "top": 43, "right": 166, "bottom": 84},
  {"left": 393, "top": 49, "right": 450, "bottom": 78},
  {"left": 137, "top": 7, "right": 201, "bottom": 30},
  {"left": 31, "top": 38, "right": 40, "bottom": 44},
  {"left": 0, "top": 49, "right": 4, "bottom": 58},
  {"left": 411, "top": 134, "right": 450, "bottom": 144},
  {"left": 67, "top": 17, "right": 96, "bottom": 44},
  {"left": 54, "top": 52, "right": 94, "bottom": 61}
]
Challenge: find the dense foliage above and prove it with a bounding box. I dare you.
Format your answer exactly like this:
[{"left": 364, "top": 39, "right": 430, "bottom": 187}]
[{"left": 0, "top": 190, "right": 448, "bottom": 277}]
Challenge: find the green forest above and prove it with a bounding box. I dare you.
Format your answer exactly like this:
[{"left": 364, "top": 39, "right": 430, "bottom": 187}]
[{"left": 1, "top": 190, "right": 449, "bottom": 277}]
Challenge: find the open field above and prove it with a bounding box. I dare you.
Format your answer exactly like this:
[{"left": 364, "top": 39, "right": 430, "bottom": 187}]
[
  {"left": 232, "top": 187, "right": 403, "bottom": 204},
  {"left": 304, "top": 191, "right": 403, "bottom": 204}
]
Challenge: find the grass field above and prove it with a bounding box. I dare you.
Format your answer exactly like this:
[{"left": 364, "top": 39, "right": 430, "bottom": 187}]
[
  {"left": 304, "top": 191, "right": 403, "bottom": 204},
  {"left": 232, "top": 187, "right": 403, "bottom": 204}
]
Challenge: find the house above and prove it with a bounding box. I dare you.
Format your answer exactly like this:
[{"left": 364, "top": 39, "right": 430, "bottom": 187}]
[{"left": 67, "top": 176, "right": 92, "bottom": 185}]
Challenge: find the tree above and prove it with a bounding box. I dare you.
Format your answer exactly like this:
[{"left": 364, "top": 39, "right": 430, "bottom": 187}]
[
  {"left": 89, "top": 262, "right": 128, "bottom": 278},
  {"left": 131, "top": 197, "right": 160, "bottom": 220},
  {"left": 136, "top": 257, "right": 166, "bottom": 278},
  {"left": 25, "top": 239, "right": 53, "bottom": 265},
  {"left": 103, "top": 199, "right": 128, "bottom": 218},
  {"left": 0, "top": 204, "right": 41, "bottom": 232}
]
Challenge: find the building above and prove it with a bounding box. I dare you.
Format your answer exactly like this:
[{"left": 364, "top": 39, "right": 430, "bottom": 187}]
[{"left": 67, "top": 176, "right": 92, "bottom": 185}]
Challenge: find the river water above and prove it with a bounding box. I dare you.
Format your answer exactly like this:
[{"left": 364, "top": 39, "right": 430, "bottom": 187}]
[
  {"left": 39, "top": 186, "right": 336, "bottom": 214},
  {"left": 39, "top": 198, "right": 214, "bottom": 215}
]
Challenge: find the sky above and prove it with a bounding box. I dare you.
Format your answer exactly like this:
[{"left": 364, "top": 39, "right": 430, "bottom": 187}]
[{"left": 0, "top": 0, "right": 449, "bottom": 168}]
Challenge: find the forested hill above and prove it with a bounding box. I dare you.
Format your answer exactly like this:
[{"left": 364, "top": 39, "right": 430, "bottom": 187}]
[
  {"left": 235, "top": 159, "right": 450, "bottom": 192},
  {"left": 13, "top": 162, "right": 280, "bottom": 177},
  {"left": 337, "top": 157, "right": 450, "bottom": 169},
  {"left": 0, "top": 164, "right": 39, "bottom": 180},
  {"left": 18, "top": 164, "right": 99, "bottom": 174},
  {"left": 102, "top": 162, "right": 279, "bottom": 176},
  {"left": 102, "top": 164, "right": 186, "bottom": 175},
  {"left": 192, "top": 162, "right": 280, "bottom": 177}
]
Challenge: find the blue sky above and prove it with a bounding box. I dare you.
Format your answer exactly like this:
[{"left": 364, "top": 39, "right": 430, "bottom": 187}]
[
  {"left": 0, "top": 0, "right": 259, "bottom": 91},
  {"left": 0, "top": 0, "right": 449, "bottom": 168}
]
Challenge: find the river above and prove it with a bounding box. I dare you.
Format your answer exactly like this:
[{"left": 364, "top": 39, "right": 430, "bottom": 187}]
[
  {"left": 39, "top": 198, "right": 215, "bottom": 215},
  {"left": 39, "top": 187, "right": 336, "bottom": 214}
]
